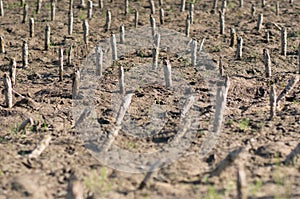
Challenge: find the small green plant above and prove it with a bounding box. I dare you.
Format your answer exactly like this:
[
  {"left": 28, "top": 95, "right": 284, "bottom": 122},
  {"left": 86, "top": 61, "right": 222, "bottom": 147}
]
[
  {"left": 249, "top": 179, "right": 263, "bottom": 196},
  {"left": 211, "top": 43, "right": 222, "bottom": 52},
  {"left": 227, "top": 2, "right": 235, "bottom": 9},
  {"left": 238, "top": 118, "right": 250, "bottom": 131},
  {"left": 126, "top": 141, "right": 137, "bottom": 149},
  {"left": 78, "top": 10, "right": 86, "bottom": 20},
  {"left": 6, "top": 2, "right": 20, "bottom": 9},
  {"left": 41, "top": 122, "right": 48, "bottom": 131},
  {"left": 83, "top": 167, "right": 112, "bottom": 194},
  {"left": 203, "top": 186, "right": 220, "bottom": 199}
]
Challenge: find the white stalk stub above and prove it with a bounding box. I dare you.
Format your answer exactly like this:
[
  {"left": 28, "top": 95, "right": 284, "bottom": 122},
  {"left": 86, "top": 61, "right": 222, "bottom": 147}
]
[{"left": 73, "top": 27, "right": 223, "bottom": 173}]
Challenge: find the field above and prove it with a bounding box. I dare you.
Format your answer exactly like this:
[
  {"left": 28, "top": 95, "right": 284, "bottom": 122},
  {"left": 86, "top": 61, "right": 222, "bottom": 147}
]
[{"left": 0, "top": 0, "right": 299, "bottom": 198}]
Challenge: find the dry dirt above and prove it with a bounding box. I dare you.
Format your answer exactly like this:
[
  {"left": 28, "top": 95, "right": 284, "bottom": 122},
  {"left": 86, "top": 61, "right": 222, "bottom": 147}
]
[{"left": 0, "top": 0, "right": 300, "bottom": 198}]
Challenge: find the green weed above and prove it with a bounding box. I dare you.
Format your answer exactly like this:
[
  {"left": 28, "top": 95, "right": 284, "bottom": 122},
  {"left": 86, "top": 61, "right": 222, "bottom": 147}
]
[{"left": 238, "top": 118, "right": 250, "bottom": 132}]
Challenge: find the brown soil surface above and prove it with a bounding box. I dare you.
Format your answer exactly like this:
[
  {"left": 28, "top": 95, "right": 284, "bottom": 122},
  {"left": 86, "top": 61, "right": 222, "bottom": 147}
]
[{"left": 0, "top": 0, "right": 300, "bottom": 198}]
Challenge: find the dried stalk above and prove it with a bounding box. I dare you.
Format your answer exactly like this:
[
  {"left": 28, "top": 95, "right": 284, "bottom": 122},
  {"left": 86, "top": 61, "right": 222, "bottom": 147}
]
[
  {"left": 36, "top": 0, "right": 42, "bottom": 14},
  {"left": 263, "top": 49, "right": 271, "bottom": 78},
  {"left": 28, "top": 135, "right": 51, "bottom": 159},
  {"left": 150, "top": 15, "right": 156, "bottom": 38},
  {"left": 115, "top": 94, "right": 133, "bottom": 126},
  {"left": 159, "top": 8, "right": 164, "bottom": 25},
  {"left": 3, "top": 74, "right": 13, "bottom": 108},
  {"left": 276, "top": 1, "right": 279, "bottom": 16},
  {"left": 212, "top": 0, "right": 218, "bottom": 14},
  {"left": 0, "top": 0, "right": 3, "bottom": 16},
  {"left": 219, "top": 10, "right": 225, "bottom": 35},
  {"left": 269, "top": 84, "right": 276, "bottom": 120},
  {"left": 59, "top": 47, "right": 64, "bottom": 81},
  {"left": 51, "top": 1, "right": 55, "bottom": 21},
  {"left": 22, "top": 40, "right": 28, "bottom": 68},
  {"left": 80, "top": 0, "right": 86, "bottom": 9},
  {"left": 124, "top": 0, "right": 128, "bottom": 15},
  {"left": 149, "top": 0, "right": 155, "bottom": 14},
  {"left": 276, "top": 75, "right": 299, "bottom": 106},
  {"left": 111, "top": 34, "right": 117, "bottom": 61},
  {"left": 230, "top": 27, "right": 236, "bottom": 47},
  {"left": 29, "top": 18, "right": 34, "bottom": 37},
  {"left": 22, "top": 4, "right": 28, "bottom": 23},
  {"left": 191, "top": 39, "right": 197, "bottom": 66},
  {"left": 236, "top": 37, "right": 243, "bottom": 59},
  {"left": 72, "top": 70, "right": 80, "bottom": 98},
  {"left": 239, "top": 0, "right": 243, "bottom": 8},
  {"left": 265, "top": 29, "right": 269, "bottom": 43},
  {"left": 237, "top": 166, "right": 247, "bottom": 199},
  {"left": 298, "top": 43, "right": 300, "bottom": 74},
  {"left": 0, "top": 36, "right": 4, "bottom": 53},
  {"left": 152, "top": 47, "right": 159, "bottom": 70},
  {"left": 120, "top": 25, "right": 125, "bottom": 44},
  {"left": 159, "top": 0, "right": 163, "bottom": 6},
  {"left": 83, "top": 19, "right": 89, "bottom": 44},
  {"left": 199, "top": 38, "right": 205, "bottom": 52},
  {"left": 68, "top": 4, "right": 73, "bottom": 35},
  {"left": 138, "top": 160, "right": 163, "bottom": 190},
  {"left": 219, "top": 56, "right": 224, "bottom": 77},
  {"left": 261, "top": 0, "right": 265, "bottom": 8},
  {"left": 87, "top": 0, "right": 92, "bottom": 19},
  {"left": 134, "top": 9, "right": 139, "bottom": 28},
  {"left": 185, "top": 14, "right": 190, "bottom": 37},
  {"left": 95, "top": 46, "right": 103, "bottom": 76},
  {"left": 119, "top": 65, "right": 125, "bottom": 95},
  {"left": 257, "top": 13, "right": 263, "bottom": 31},
  {"left": 251, "top": 4, "right": 256, "bottom": 17},
  {"left": 18, "top": 118, "right": 34, "bottom": 132},
  {"left": 9, "top": 58, "right": 17, "bottom": 87},
  {"left": 189, "top": 3, "right": 194, "bottom": 24},
  {"left": 281, "top": 27, "right": 287, "bottom": 56},
  {"left": 180, "top": 0, "right": 186, "bottom": 12},
  {"left": 99, "top": 0, "right": 103, "bottom": 9},
  {"left": 154, "top": 33, "right": 161, "bottom": 49},
  {"left": 105, "top": 10, "right": 111, "bottom": 32},
  {"left": 221, "top": 0, "right": 226, "bottom": 13},
  {"left": 163, "top": 59, "right": 172, "bottom": 87},
  {"left": 44, "top": 24, "right": 50, "bottom": 50}
]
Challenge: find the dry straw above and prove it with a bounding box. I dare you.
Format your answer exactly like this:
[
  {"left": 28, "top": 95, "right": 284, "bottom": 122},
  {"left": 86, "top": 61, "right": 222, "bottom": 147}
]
[
  {"left": 150, "top": 15, "right": 156, "bottom": 38},
  {"left": 68, "top": 5, "right": 73, "bottom": 35},
  {"left": 99, "top": 0, "right": 103, "bottom": 9},
  {"left": 251, "top": 4, "right": 256, "bottom": 17},
  {"left": 83, "top": 19, "right": 89, "bottom": 44},
  {"left": 237, "top": 166, "right": 247, "bottom": 199},
  {"left": 67, "top": 44, "right": 73, "bottom": 66},
  {"left": 124, "top": 0, "right": 129, "bottom": 15},
  {"left": 219, "top": 56, "right": 224, "bottom": 77}
]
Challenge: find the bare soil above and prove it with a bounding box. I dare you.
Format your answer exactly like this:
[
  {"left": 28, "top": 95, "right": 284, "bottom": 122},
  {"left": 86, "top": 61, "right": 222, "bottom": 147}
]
[{"left": 0, "top": 0, "right": 299, "bottom": 198}]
